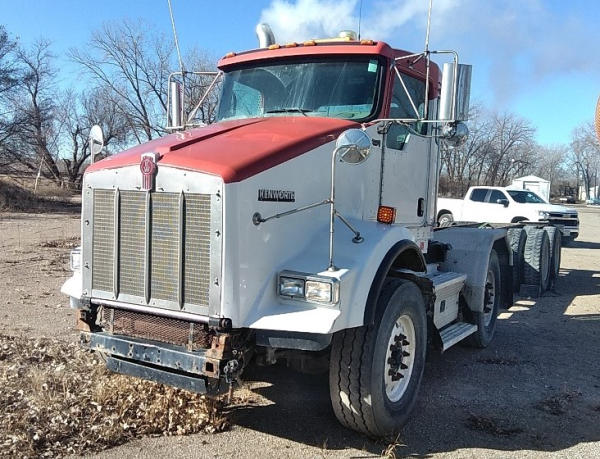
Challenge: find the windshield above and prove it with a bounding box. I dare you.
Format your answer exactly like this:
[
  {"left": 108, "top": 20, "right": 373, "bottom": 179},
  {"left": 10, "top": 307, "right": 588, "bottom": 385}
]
[
  {"left": 216, "top": 57, "right": 382, "bottom": 122},
  {"left": 507, "top": 190, "right": 546, "bottom": 204}
]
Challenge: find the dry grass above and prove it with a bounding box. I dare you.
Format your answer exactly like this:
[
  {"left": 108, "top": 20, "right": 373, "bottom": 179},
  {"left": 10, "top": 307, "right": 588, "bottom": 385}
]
[
  {"left": 0, "top": 178, "right": 76, "bottom": 212},
  {"left": 0, "top": 334, "right": 229, "bottom": 458},
  {"left": 39, "top": 236, "right": 80, "bottom": 249}
]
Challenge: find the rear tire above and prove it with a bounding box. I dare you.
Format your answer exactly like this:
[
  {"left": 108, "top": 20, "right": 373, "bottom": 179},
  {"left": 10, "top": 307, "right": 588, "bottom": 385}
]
[
  {"left": 467, "top": 250, "right": 501, "bottom": 348},
  {"left": 507, "top": 228, "right": 527, "bottom": 292},
  {"left": 543, "top": 226, "right": 561, "bottom": 281},
  {"left": 523, "top": 228, "right": 551, "bottom": 293},
  {"left": 438, "top": 213, "right": 453, "bottom": 227},
  {"left": 329, "top": 279, "right": 427, "bottom": 437}
]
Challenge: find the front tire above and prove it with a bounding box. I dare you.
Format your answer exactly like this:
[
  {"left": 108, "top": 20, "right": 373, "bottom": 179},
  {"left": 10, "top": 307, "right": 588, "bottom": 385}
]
[{"left": 329, "top": 279, "right": 427, "bottom": 437}]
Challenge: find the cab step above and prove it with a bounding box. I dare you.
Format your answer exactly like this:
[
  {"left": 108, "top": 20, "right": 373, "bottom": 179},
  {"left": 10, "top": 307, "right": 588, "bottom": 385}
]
[{"left": 439, "top": 322, "right": 477, "bottom": 351}]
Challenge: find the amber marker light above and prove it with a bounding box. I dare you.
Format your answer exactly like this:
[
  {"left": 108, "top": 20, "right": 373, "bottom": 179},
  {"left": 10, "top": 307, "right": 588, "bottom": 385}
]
[
  {"left": 268, "top": 44, "right": 281, "bottom": 50},
  {"left": 285, "top": 42, "right": 298, "bottom": 48},
  {"left": 224, "top": 52, "right": 236, "bottom": 58},
  {"left": 303, "top": 40, "right": 316, "bottom": 46},
  {"left": 360, "top": 39, "right": 374, "bottom": 45},
  {"left": 377, "top": 206, "right": 396, "bottom": 224}
]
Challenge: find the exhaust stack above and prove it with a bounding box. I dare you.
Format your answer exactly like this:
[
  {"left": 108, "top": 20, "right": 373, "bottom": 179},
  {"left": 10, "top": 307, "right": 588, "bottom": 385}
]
[{"left": 256, "top": 23, "right": 276, "bottom": 48}]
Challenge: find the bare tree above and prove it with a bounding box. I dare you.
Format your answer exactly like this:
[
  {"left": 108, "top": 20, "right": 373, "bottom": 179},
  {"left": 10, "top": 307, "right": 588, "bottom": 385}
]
[
  {"left": 59, "top": 88, "right": 129, "bottom": 187},
  {"left": 3, "top": 40, "right": 64, "bottom": 183},
  {"left": 70, "top": 21, "right": 174, "bottom": 143},
  {"left": 440, "top": 107, "right": 536, "bottom": 195},
  {"left": 571, "top": 121, "right": 600, "bottom": 199},
  {"left": 70, "top": 20, "right": 219, "bottom": 144}
]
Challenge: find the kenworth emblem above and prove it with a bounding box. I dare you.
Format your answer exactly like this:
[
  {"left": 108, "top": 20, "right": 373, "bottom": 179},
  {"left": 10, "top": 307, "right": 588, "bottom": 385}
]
[
  {"left": 258, "top": 189, "right": 295, "bottom": 202},
  {"left": 140, "top": 152, "right": 159, "bottom": 191}
]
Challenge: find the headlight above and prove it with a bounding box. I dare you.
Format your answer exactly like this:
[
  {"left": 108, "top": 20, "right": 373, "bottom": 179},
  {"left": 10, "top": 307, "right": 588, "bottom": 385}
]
[
  {"left": 306, "top": 280, "right": 332, "bottom": 302},
  {"left": 69, "top": 247, "right": 82, "bottom": 271},
  {"left": 538, "top": 211, "right": 549, "bottom": 219},
  {"left": 278, "top": 271, "right": 339, "bottom": 305},
  {"left": 279, "top": 276, "right": 305, "bottom": 298}
]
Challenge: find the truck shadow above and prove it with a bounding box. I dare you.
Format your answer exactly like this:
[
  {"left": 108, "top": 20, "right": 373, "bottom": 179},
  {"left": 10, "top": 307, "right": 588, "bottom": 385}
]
[{"left": 231, "top": 264, "right": 600, "bottom": 456}]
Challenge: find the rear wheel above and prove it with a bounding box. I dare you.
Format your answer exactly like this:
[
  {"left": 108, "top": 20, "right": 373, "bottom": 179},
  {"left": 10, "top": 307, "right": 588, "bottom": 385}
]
[
  {"left": 543, "top": 226, "right": 562, "bottom": 281},
  {"left": 523, "top": 228, "right": 551, "bottom": 293},
  {"left": 467, "top": 250, "right": 501, "bottom": 348},
  {"left": 507, "top": 228, "right": 527, "bottom": 292},
  {"left": 329, "top": 279, "right": 427, "bottom": 437}
]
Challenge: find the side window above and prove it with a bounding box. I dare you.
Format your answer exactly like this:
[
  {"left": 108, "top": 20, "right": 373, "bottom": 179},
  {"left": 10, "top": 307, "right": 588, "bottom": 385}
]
[
  {"left": 386, "top": 71, "right": 426, "bottom": 150},
  {"left": 487, "top": 190, "right": 507, "bottom": 203},
  {"left": 469, "top": 188, "right": 488, "bottom": 202}
]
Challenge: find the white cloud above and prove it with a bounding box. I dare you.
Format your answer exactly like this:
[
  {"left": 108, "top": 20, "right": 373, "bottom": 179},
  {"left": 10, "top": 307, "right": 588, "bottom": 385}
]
[{"left": 258, "top": 0, "right": 599, "bottom": 104}]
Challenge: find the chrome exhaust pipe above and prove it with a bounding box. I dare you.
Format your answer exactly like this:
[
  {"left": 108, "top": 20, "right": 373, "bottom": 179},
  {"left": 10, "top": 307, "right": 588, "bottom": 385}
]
[{"left": 256, "top": 23, "right": 276, "bottom": 48}]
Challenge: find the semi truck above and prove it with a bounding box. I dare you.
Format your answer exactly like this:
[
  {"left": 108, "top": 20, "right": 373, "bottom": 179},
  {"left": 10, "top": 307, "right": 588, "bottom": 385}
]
[{"left": 61, "top": 23, "right": 559, "bottom": 437}]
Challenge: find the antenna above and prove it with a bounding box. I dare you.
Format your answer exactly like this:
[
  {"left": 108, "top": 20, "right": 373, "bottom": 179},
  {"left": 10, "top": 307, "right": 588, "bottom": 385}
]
[
  {"left": 357, "top": 0, "right": 363, "bottom": 40},
  {"left": 167, "top": 0, "right": 185, "bottom": 75}
]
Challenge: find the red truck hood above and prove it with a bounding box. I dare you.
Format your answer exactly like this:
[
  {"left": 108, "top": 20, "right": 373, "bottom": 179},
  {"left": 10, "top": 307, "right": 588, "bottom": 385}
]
[{"left": 86, "top": 117, "right": 357, "bottom": 183}]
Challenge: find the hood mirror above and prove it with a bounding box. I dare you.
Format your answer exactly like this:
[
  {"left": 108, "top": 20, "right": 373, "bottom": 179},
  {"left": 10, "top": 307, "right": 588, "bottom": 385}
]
[
  {"left": 335, "top": 129, "right": 372, "bottom": 164},
  {"left": 89, "top": 124, "right": 104, "bottom": 163}
]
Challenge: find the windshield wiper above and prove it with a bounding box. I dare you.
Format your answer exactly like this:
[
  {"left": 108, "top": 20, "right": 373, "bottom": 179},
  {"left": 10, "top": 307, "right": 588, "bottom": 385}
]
[{"left": 265, "top": 107, "right": 310, "bottom": 117}]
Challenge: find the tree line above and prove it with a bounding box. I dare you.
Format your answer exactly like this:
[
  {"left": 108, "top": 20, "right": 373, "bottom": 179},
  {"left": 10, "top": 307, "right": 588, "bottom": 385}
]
[
  {"left": 0, "top": 21, "right": 217, "bottom": 188},
  {"left": 440, "top": 104, "right": 600, "bottom": 199}
]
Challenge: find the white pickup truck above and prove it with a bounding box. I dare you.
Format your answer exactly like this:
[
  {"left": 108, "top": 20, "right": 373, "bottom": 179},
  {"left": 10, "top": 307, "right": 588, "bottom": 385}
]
[{"left": 437, "top": 186, "right": 579, "bottom": 241}]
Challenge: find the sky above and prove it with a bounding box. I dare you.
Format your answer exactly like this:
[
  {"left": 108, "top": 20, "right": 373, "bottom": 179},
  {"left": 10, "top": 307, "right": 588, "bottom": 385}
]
[{"left": 2, "top": 0, "right": 599, "bottom": 147}]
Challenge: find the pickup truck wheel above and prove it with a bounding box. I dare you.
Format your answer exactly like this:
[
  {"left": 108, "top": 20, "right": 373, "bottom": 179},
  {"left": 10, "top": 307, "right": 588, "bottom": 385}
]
[
  {"left": 523, "top": 228, "right": 551, "bottom": 292},
  {"left": 467, "top": 250, "right": 501, "bottom": 348},
  {"left": 507, "top": 228, "right": 527, "bottom": 292},
  {"left": 329, "top": 279, "right": 426, "bottom": 437},
  {"left": 438, "top": 213, "right": 453, "bottom": 227},
  {"left": 543, "top": 226, "right": 561, "bottom": 281}
]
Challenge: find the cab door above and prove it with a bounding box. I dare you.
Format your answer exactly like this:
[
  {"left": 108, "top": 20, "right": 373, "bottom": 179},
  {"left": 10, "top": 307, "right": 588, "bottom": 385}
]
[{"left": 379, "top": 69, "right": 432, "bottom": 227}]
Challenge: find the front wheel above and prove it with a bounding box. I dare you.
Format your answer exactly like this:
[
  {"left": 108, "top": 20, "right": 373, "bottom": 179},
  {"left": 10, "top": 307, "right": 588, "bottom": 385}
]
[{"left": 329, "top": 279, "right": 427, "bottom": 437}]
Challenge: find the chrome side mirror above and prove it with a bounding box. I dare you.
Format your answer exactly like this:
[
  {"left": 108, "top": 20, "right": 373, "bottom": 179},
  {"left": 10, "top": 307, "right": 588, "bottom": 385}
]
[
  {"left": 439, "top": 62, "right": 472, "bottom": 122},
  {"left": 335, "top": 128, "right": 372, "bottom": 164},
  {"left": 441, "top": 121, "right": 468, "bottom": 148},
  {"left": 89, "top": 124, "right": 104, "bottom": 163}
]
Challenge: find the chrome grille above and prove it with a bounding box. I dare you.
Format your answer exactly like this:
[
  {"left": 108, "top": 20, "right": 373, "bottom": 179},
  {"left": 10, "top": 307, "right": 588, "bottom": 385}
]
[
  {"left": 151, "top": 193, "right": 181, "bottom": 301},
  {"left": 184, "top": 194, "right": 211, "bottom": 306},
  {"left": 92, "top": 190, "right": 115, "bottom": 292},
  {"left": 119, "top": 191, "right": 146, "bottom": 298},
  {"left": 91, "top": 189, "right": 213, "bottom": 309}
]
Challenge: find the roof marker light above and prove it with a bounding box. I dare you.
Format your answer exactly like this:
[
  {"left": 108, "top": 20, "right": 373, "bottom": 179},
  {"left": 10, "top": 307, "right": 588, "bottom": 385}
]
[
  {"left": 224, "top": 52, "right": 236, "bottom": 58},
  {"left": 268, "top": 44, "right": 281, "bottom": 50},
  {"left": 360, "top": 39, "right": 374, "bottom": 45},
  {"left": 284, "top": 42, "right": 298, "bottom": 48},
  {"left": 303, "top": 40, "right": 316, "bottom": 46}
]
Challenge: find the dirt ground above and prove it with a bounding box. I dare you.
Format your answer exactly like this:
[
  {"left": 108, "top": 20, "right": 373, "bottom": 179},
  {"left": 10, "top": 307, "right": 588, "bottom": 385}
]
[{"left": 0, "top": 206, "right": 599, "bottom": 458}]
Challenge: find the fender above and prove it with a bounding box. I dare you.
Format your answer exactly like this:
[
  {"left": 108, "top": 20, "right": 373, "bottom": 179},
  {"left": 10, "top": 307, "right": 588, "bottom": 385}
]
[
  {"left": 432, "top": 227, "right": 510, "bottom": 312},
  {"left": 241, "top": 218, "right": 426, "bottom": 334},
  {"left": 362, "top": 239, "right": 426, "bottom": 326}
]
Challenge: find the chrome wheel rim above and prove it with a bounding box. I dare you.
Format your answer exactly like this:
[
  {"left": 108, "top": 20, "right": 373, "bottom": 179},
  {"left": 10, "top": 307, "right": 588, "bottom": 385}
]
[
  {"left": 384, "top": 314, "right": 416, "bottom": 402},
  {"left": 483, "top": 268, "right": 496, "bottom": 326}
]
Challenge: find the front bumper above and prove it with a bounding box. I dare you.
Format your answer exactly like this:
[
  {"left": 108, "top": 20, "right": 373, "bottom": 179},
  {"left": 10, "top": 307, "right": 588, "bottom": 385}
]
[{"left": 81, "top": 331, "right": 234, "bottom": 394}]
